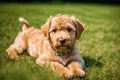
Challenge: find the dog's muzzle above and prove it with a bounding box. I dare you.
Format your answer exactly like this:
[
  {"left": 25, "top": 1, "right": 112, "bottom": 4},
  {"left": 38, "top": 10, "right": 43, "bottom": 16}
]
[{"left": 52, "top": 46, "right": 74, "bottom": 56}]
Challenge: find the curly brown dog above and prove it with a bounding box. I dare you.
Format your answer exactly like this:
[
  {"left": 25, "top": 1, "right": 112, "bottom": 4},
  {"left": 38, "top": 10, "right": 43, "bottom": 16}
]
[{"left": 6, "top": 14, "right": 85, "bottom": 78}]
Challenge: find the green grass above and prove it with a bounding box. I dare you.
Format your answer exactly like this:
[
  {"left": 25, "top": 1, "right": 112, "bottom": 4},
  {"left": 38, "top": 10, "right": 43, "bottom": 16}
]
[{"left": 0, "top": 3, "right": 120, "bottom": 80}]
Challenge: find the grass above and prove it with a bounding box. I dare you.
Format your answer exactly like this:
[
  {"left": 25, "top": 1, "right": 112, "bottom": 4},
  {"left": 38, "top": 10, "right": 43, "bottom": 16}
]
[{"left": 0, "top": 3, "right": 120, "bottom": 80}]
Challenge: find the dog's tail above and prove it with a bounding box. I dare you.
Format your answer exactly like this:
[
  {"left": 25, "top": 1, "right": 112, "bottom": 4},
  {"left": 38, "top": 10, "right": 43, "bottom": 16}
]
[{"left": 19, "top": 17, "right": 29, "bottom": 31}]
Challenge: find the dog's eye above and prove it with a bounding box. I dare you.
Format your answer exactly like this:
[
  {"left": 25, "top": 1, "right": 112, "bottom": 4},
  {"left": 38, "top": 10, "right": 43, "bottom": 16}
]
[
  {"left": 53, "top": 29, "right": 57, "bottom": 33},
  {"left": 67, "top": 28, "right": 72, "bottom": 32}
]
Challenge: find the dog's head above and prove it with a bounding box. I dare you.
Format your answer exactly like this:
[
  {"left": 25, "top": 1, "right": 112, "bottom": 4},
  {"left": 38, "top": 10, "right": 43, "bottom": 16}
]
[{"left": 41, "top": 14, "right": 85, "bottom": 52}]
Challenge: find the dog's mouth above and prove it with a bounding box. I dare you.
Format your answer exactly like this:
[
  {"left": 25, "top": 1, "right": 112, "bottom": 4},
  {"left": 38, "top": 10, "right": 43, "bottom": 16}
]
[{"left": 55, "top": 45, "right": 70, "bottom": 52}]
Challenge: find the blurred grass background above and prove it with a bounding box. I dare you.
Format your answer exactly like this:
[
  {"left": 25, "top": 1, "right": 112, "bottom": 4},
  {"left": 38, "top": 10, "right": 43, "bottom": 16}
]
[{"left": 0, "top": 3, "right": 120, "bottom": 80}]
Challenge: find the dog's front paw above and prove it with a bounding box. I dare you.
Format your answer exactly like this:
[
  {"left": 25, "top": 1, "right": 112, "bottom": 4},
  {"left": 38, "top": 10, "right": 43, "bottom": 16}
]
[
  {"left": 63, "top": 71, "right": 73, "bottom": 79},
  {"left": 68, "top": 62, "right": 85, "bottom": 78},
  {"left": 75, "top": 68, "right": 85, "bottom": 77},
  {"left": 74, "top": 69, "right": 85, "bottom": 77}
]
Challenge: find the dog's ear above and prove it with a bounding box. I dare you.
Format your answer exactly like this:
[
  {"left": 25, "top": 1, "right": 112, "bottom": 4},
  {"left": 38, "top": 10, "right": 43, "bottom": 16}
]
[
  {"left": 41, "top": 16, "right": 52, "bottom": 39},
  {"left": 71, "top": 16, "right": 85, "bottom": 40}
]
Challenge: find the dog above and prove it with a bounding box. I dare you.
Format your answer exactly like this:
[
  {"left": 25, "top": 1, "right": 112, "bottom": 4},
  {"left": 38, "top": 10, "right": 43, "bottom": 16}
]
[{"left": 6, "top": 14, "right": 85, "bottom": 78}]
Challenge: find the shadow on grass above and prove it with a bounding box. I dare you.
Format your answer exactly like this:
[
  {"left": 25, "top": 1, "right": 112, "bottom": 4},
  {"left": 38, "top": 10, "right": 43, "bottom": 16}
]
[{"left": 83, "top": 56, "right": 103, "bottom": 68}]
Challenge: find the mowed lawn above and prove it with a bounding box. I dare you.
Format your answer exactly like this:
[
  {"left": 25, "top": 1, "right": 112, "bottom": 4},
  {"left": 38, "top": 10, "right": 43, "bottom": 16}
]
[{"left": 0, "top": 3, "right": 120, "bottom": 80}]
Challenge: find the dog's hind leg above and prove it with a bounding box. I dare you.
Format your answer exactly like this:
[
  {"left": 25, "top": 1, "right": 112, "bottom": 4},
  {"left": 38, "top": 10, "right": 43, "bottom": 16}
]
[
  {"left": 6, "top": 17, "right": 29, "bottom": 60},
  {"left": 6, "top": 32, "right": 27, "bottom": 60}
]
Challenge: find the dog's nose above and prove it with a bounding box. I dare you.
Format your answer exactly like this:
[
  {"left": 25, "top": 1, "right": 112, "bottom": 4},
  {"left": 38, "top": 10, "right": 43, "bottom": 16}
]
[{"left": 60, "top": 39, "right": 66, "bottom": 45}]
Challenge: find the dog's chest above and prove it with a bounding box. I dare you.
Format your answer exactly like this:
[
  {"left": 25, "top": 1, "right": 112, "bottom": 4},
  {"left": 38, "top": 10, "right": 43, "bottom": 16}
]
[{"left": 57, "top": 56, "right": 71, "bottom": 66}]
